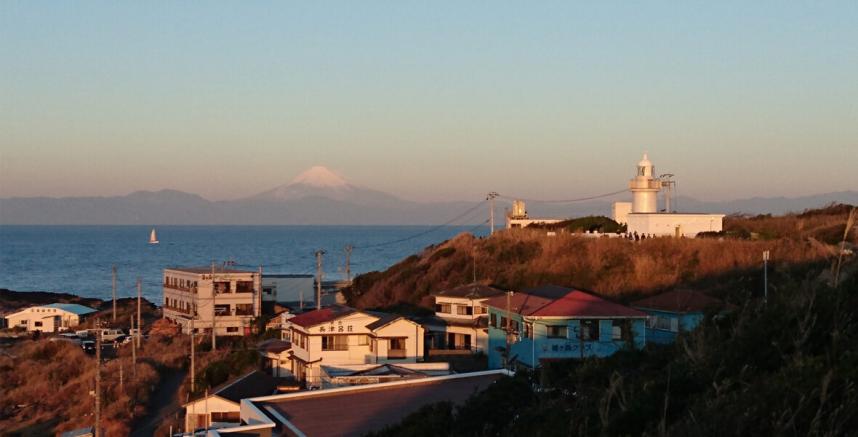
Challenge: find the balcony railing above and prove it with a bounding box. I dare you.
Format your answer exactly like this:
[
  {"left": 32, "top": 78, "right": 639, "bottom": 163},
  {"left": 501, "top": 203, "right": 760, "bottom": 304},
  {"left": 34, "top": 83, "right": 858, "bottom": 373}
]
[
  {"left": 164, "top": 283, "right": 197, "bottom": 293},
  {"left": 163, "top": 305, "right": 191, "bottom": 315},
  {"left": 387, "top": 349, "right": 407, "bottom": 359}
]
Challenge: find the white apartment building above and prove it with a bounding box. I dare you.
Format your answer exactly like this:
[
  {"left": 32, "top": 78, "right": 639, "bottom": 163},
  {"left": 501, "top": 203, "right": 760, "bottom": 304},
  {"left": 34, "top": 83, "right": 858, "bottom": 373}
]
[
  {"left": 421, "top": 284, "right": 504, "bottom": 355},
  {"left": 261, "top": 274, "right": 315, "bottom": 307},
  {"left": 286, "top": 305, "right": 424, "bottom": 387},
  {"left": 3, "top": 303, "right": 96, "bottom": 333},
  {"left": 162, "top": 267, "right": 261, "bottom": 336}
]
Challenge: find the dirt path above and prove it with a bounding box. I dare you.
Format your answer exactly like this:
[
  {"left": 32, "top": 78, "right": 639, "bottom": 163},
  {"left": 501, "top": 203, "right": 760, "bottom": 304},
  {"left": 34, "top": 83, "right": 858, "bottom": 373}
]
[{"left": 131, "top": 368, "right": 187, "bottom": 437}]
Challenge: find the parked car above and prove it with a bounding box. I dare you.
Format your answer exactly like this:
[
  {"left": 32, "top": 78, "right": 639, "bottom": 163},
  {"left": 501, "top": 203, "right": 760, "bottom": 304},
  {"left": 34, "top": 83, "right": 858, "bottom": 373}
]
[
  {"left": 50, "top": 336, "right": 81, "bottom": 345},
  {"left": 81, "top": 340, "right": 96, "bottom": 354}
]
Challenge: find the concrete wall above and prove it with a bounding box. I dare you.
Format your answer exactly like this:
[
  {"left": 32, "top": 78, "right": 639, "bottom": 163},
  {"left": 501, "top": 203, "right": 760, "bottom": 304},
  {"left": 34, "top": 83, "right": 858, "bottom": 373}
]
[{"left": 626, "top": 213, "right": 724, "bottom": 237}]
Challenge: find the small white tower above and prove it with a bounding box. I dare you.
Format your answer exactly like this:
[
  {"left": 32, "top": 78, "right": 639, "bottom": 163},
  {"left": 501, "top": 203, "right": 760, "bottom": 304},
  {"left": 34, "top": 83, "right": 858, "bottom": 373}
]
[{"left": 629, "top": 153, "right": 660, "bottom": 213}]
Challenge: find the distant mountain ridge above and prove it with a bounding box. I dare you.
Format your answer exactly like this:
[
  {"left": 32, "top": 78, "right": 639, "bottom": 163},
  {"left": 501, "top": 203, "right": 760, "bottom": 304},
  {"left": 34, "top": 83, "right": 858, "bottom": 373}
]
[{"left": 1, "top": 166, "right": 855, "bottom": 225}]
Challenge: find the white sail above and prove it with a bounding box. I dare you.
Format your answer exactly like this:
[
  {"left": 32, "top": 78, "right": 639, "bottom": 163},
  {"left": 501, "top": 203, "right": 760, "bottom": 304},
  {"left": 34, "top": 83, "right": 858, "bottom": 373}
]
[{"left": 149, "top": 228, "right": 159, "bottom": 244}]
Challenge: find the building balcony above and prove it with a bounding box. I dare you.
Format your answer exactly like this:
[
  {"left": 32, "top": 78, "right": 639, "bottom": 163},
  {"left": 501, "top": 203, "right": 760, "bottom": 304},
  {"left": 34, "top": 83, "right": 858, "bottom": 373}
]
[
  {"left": 163, "top": 305, "right": 192, "bottom": 315},
  {"left": 164, "top": 283, "right": 197, "bottom": 293}
]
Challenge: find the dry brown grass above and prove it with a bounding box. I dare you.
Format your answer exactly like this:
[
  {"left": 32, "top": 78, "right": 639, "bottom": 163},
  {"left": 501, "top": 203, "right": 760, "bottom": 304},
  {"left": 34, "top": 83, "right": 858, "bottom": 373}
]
[{"left": 348, "top": 206, "right": 854, "bottom": 309}]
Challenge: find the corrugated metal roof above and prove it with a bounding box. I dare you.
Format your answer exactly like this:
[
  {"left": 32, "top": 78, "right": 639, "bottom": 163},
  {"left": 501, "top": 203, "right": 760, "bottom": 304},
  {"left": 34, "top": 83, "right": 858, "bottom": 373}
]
[
  {"left": 433, "top": 283, "right": 505, "bottom": 299},
  {"left": 287, "top": 305, "right": 358, "bottom": 328},
  {"left": 45, "top": 303, "right": 97, "bottom": 315}
]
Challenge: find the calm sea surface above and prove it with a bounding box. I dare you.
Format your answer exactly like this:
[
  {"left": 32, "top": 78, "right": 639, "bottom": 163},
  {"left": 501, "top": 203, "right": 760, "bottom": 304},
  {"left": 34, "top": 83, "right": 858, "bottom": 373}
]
[{"left": 0, "top": 225, "right": 488, "bottom": 302}]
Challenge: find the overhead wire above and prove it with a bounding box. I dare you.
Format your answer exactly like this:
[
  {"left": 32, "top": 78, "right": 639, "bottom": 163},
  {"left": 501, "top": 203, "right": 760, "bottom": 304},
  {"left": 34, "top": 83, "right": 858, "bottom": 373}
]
[
  {"left": 353, "top": 200, "right": 488, "bottom": 249},
  {"left": 496, "top": 189, "right": 628, "bottom": 204}
]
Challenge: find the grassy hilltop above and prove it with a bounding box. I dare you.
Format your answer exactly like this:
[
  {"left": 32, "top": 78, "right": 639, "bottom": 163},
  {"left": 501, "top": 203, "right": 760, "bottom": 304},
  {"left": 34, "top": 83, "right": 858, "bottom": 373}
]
[{"left": 346, "top": 204, "right": 856, "bottom": 310}]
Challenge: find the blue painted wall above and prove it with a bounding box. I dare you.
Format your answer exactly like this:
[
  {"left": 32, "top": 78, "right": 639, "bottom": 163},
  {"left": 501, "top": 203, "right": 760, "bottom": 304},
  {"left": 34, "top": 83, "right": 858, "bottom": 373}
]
[
  {"left": 486, "top": 309, "right": 646, "bottom": 369},
  {"left": 639, "top": 309, "right": 705, "bottom": 344}
]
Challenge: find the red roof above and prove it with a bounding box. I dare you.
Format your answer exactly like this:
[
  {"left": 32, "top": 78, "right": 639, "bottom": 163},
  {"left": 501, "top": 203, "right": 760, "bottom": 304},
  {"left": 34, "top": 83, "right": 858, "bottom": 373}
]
[
  {"left": 483, "top": 286, "right": 646, "bottom": 318},
  {"left": 631, "top": 290, "right": 731, "bottom": 313},
  {"left": 287, "top": 305, "right": 358, "bottom": 328}
]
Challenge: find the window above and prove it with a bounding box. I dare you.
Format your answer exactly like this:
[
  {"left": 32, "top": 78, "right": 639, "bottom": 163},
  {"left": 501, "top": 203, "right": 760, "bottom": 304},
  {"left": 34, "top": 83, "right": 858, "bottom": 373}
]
[
  {"left": 490, "top": 313, "right": 497, "bottom": 327},
  {"left": 500, "top": 316, "right": 508, "bottom": 329},
  {"left": 263, "top": 287, "right": 273, "bottom": 295},
  {"left": 389, "top": 338, "right": 406, "bottom": 350},
  {"left": 213, "top": 281, "right": 231, "bottom": 294},
  {"left": 612, "top": 320, "right": 630, "bottom": 340},
  {"left": 214, "top": 304, "right": 230, "bottom": 316},
  {"left": 34, "top": 321, "right": 43, "bottom": 327},
  {"left": 322, "top": 335, "right": 348, "bottom": 351},
  {"left": 547, "top": 325, "right": 567, "bottom": 338},
  {"left": 235, "top": 281, "right": 254, "bottom": 293},
  {"left": 436, "top": 303, "right": 452, "bottom": 314},
  {"left": 474, "top": 305, "right": 487, "bottom": 315},
  {"left": 235, "top": 304, "right": 253, "bottom": 315},
  {"left": 456, "top": 305, "right": 473, "bottom": 316},
  {"left": 226, "top": 327, "right": 239, "bottom": 333},
  {"left": 19, "top": 320, "right": 27, "bottom": 325},
  {"left": 211, "top": 411, "right": 240, "bottom": 422},
  {"left": 357, "top": 335, "right": 369, "bottom": 346},
  {"left": 649, "top": 315, "right": 678, "bottom": 332},
  {"left": 523, "top": 322, "right": 533, "bottom": 339},
  {"left": 580, "top": 320, "right": 599, "bottom": 341}
]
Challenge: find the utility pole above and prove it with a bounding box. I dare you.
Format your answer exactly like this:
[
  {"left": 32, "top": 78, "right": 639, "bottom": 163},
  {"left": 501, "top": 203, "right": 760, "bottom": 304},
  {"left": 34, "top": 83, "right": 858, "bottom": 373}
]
[
  {"left": 257, "top": 266, "right": 263, "bottom": 322},
  {"left": 505, "top": 291, "right": 513, "bottom": 369},
  {"left": 94, "top": 318, "right": 102, "bottom": 437},
  {"left": 344, "top": 245, "right": 353, "bottom": 282},
  {"left": 136, "top": 278, "right": 142, "bottom": 349},
  {"left": 131, "top": 317, "right": 136, "bottom": 380},
  {"left": 763, "top": 250, "right": 770, "bottom": 304},
  {"left": 190, "top": 318, "right": 195, "bottom": 394},
  {"left": 834, "top": 207, "right": 856, "bottom": 287},
  {"left": 315, "top": 250, "right": 326, "bottom": 310},
  {"left": 487, "top": 192, "right": 499, "bottom": 235},
  {"left": 112, "top": 265, "right": 117, "bottom": 323},
  {"left": 211, "top": 261, "right": 217, "bottom": 351},
  {"left": 119, "top": 362, "right": 124, "bottom": 393}
]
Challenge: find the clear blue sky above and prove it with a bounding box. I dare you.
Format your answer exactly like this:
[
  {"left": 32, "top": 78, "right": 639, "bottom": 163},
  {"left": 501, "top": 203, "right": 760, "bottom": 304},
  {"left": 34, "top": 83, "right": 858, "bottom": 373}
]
[{"left": 2, "top": 1, "right": 856, "bottom": 202}]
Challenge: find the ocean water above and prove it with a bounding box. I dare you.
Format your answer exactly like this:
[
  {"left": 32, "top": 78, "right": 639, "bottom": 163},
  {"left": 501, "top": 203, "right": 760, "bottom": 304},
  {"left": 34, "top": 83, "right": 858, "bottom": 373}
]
[{"left": 0, "top": 225, "right": 488, "bottom": 302}]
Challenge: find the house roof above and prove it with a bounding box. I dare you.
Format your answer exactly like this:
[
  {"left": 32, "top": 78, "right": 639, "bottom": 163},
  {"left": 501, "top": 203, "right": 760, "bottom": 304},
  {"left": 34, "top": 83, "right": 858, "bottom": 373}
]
[
  {"left": 432, "top": 283, "right": 505, "bottom": 299},
  {"left": 215, "top": 370, "right": 277, "bottom": 403},
  {"left": 257, "top": 339, "right": 291, "bottom": 355},
  {"left": 365, "top": 312, "right": 404, "bottom": 331},
  {"left": 166, "top": 266, "right": 255, "bottom": 274},
  {"left": 258, "top": 372, "right": 505, "bottom": 437},
  {"left": 45, "top": 303, "right": 97, "bottom": 315},
  {"left": 287, "top": 305, "right": 359, "bottom": 328},
  {"left": 483, "top": 286, "right": 646, "bottom": 318},
  {"left": 631, "top": 290, "right": 730, "bottom": 313}
]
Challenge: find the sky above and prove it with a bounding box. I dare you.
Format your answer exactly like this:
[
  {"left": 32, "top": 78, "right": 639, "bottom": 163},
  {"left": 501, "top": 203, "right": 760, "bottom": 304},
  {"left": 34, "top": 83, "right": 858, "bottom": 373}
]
[{"left": 1, "top": 1, "right": 857, "bottom": 202}]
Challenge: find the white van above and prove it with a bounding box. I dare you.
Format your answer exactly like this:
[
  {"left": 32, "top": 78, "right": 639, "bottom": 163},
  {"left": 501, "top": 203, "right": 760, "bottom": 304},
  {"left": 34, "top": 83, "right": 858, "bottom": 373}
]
[{"left": 95, "top": 329, "right": 125, "bottom": 342}]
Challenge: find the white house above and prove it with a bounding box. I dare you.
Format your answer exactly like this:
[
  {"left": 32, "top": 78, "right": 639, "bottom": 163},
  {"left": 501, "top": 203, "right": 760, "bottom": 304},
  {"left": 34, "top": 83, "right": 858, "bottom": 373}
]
[
  {"left": 613, "top": 154, "right": 724, "bottom": 237},
  {"left": 162, "top": 266, "right": 261, "bottom": 337},
  {"left": 3, "top": 303, "right": 96, "bottom": 333},
  {"left": 183, "top": 370, "right": 276, "bottom": 432},
  {"left": 286, "top": 305, "right": 425, "bottom": 388},
  {"left": 421, "top": 283, "right": 504, "bottom": 355}
]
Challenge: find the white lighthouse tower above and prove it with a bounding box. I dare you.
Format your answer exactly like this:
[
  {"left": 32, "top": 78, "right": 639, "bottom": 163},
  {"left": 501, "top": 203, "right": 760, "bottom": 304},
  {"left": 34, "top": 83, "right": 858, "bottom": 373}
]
[
  {"left": 629, "top": 153, "right": 660, "bottom": 213},
  {"left": 612, "top": 152, "right": 725, "bottom": 237}
]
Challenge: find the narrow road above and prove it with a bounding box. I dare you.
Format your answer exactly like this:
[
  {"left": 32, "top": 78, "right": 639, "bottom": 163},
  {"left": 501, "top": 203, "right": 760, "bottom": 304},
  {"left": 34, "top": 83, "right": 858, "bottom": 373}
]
[{"left": 131, "top": 368, "right": 187, "bottom": 437}]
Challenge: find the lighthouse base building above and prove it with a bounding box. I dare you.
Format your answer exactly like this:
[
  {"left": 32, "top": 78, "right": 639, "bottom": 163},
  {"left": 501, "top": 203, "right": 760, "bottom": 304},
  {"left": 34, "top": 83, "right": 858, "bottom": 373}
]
[{"left": 612, "top": 154, "right": 724, "bottom": 238}]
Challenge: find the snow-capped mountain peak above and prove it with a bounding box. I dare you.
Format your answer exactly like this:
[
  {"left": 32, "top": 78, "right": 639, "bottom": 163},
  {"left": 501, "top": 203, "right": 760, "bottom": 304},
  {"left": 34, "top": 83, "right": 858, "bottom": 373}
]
[{"left": 290, "top": 166, "right": 349, "bottom": 188}]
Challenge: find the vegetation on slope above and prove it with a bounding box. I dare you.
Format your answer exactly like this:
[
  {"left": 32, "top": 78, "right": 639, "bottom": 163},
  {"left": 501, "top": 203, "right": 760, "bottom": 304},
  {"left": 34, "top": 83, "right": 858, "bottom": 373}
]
[
  {"left": 369, "top": 263, "right": 858, "bottom": 436},
  {"left": 346, "top": 207, "right": 855, "bottom": 310}
]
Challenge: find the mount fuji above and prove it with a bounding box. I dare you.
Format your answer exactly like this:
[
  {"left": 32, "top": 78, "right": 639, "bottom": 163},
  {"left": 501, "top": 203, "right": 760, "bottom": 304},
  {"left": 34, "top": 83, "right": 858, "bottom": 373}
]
[
  {"left": 250, "top": 166, "right": 403, "bottom": 206},
  {"left": 1, "top": 165, "right": 855, "bottom": 224}
]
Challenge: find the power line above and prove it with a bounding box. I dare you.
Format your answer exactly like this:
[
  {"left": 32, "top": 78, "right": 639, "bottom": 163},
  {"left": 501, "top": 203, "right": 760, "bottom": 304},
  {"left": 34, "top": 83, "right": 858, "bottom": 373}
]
[
  {"left": 496, "top": 189, "right": 628, "bottom": 204},
  {"left": 353, "top": 200, "right": 488, "bottom": 249}
]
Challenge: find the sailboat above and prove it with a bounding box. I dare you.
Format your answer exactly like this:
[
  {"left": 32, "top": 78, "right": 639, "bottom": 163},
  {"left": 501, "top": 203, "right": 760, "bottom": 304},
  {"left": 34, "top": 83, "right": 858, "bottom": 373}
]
[{"left": 149, "top": 228, "right": 159, "bottom": 244}]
